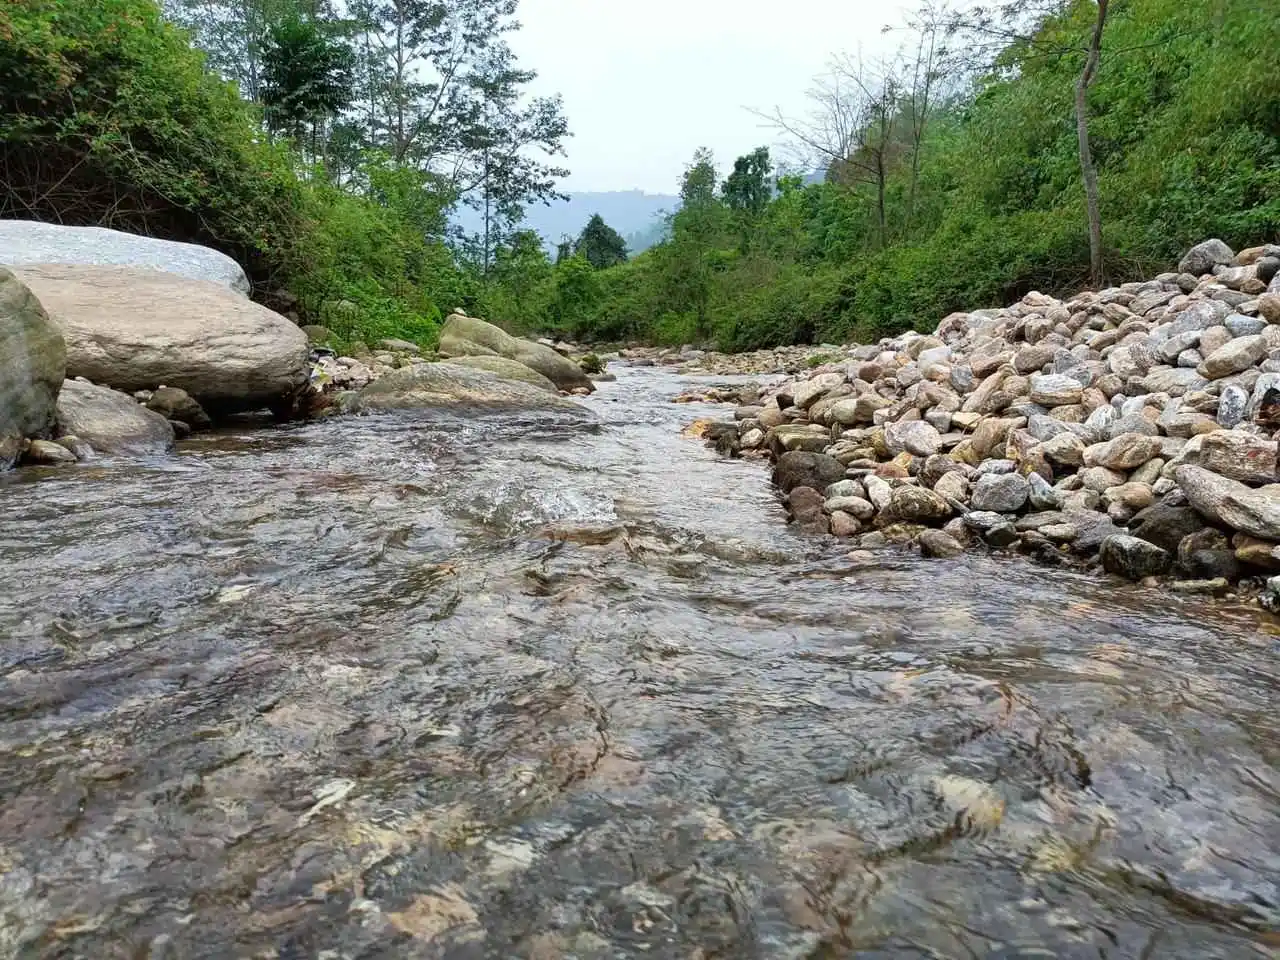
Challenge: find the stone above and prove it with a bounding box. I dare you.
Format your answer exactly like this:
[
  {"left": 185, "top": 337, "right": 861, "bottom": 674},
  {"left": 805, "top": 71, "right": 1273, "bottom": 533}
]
[
  {"left": 1225, "top": 314, "right": 1267, "bottom": 337},
  {"left": 54, "top": 379, "right": 175, "bottom": 454},
  {"left": 1042, "top": 432, "right": 1087, "bottom": 466},
  {"left": 438, "top": 313, "right": 594, "bottom": 393},
  {"left": 789, "top": 486, "right": 829, "bottom": 532},
  {"left": 791, "top": 373, "right": 847, "bottom": 409},
  {"left": 826, "top": 496, "right": 875, "bottom": 521},
  {"left": 0, "top": 268, "right": 66, "bottom": 468},
  {"left": 772, "top": 451, "right": 847, "bottom": 494},
  {"left": 22, "top": 438, "right": 77, "bottom": 465},
  {"left": 1234, "top": 535, "right": 1280, "bottom": 570},
  {"left": 0, "top": 220, "right": 250, "bottom": 294},
  {"left": 1104, "top": 482, "right": 1155, "bottom": 513},
  {"left": 970, "top": 473, "right": 1029, "bottom": 513},
  {"left": 884, "top": 420, "right": 942, "bottom": 457},
  {"left": 145, "top": 386, "right": 212, "bottom": 429},
  {"left": 378, "top": 338, "right": 422, "bottom": 354},
  {"left": 879, "top": 486, "right": 953, "bottom": 524},
  {"left": 825, "top": 479, "right": 866, "bottom": 500},
  {"left": 919, "top": 529, "right": 965, "bottom": 559},
  {"left": 933, "top": 471, "right": 969, "bottom": 502},
  {"left": 1197, "top": 335, "right": 1266, "bottom": 380},
  {"left": 56, "top": 435, "right": 93, "bottom": 460},
  {"left": 829, "top": 393, "right": 890, "bottom": 425},
  {"left": 829, "top": 511, "right": 862, "bottom": 537},
  {"left": 1218, "top": 384, "right": 1249, "bottom": 428},
  {"left": 1262, "top": 576, "right": 1280, "bottom": 614},
  {"left": 1100, "top": 535, "right": 1172, "bottom": 579},
  {"left": 346, "top": 362, "right": 591, "bottom": 417},
  {"left": 1170, "top": 578, "right": 1230, "bottom": 596},
  {"left": 1083, "top": 433, "right": 1163, "bottom": 471},
  {"left": 1080, "top": 466, "right": 1127, "bottom": 492},
  {"left": 446, "top": 355, "right": 560, "bottom": 393},
  {"left": 301, "top": 324, "right": 334, "bottom": 345},
  {"left": 1197, "top": 430, "right": 1277, "bottom": 486},
  {"left": 15, "top": 264, "right": 308, "bottom": 413},
  {"left": 767, "top": 424, "right": 832, "bottom": 455},
  {"left": 1178, "top": 239, "right": 1235, "bottom": 277},
  {"left": 1029, "top": 374, "right": 1084, "bottom": 406},
  {"left": 1258, "top": 293, "right": 1280, "bottom": 324},
  {"left": 1178, "top": 529, "right": 1242, "bottom": 580},
  {"left": 1177, "top": 465, "right": 1280, "bottom": 540},
  {"left": 1026, "top": 471, "right": 1063, "bottom": 510}
]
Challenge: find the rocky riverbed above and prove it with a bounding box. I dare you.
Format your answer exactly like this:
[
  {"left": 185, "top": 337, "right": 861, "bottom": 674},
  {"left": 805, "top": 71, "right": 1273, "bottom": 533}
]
[
  {"left": 1, "top": 365, "right": 1277, "bottom": 958},
  {"left": 687, "top": 240, "right": 1280, "bottom": 616}
]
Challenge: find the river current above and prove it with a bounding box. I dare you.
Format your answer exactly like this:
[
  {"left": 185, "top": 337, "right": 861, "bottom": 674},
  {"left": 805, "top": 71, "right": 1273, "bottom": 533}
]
[{"left": 0, "top": 367, "right": 1276, "bottom": 958}]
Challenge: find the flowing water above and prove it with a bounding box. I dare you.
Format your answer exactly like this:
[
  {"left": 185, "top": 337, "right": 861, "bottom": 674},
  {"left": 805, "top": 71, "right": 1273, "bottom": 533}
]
[{"left": 0, "top": 367, "right": 1277, "bottom": 959}]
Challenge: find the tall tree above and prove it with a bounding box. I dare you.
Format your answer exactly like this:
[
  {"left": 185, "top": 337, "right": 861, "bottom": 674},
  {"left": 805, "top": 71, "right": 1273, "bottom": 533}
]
[
  {"left": 574, "top": 214, "right": 628, "bottom": 269},
  {"left": 722, "top": 147, "right": 773, "bottom": 217},
  {"left": 259, "top": 12, "right": 354, "bottom": 164}
]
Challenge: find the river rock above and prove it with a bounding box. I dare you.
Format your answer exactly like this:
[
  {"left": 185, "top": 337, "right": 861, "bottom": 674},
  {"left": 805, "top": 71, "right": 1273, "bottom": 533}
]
[
  {"left": 1127, "top": 503, "right": 1208, "bottom": 554},
  {"left": 0, "top": 268, "right": 66, "bottom": 468},
  {"left": 1083, "top": 433, "right": 1163, "bottom": 471},
  {"left": 438, "top": 313, "right": 594, "bottom": 393},
  {"left": 1029, "top": 374, "right": 1083, "bottom": 407},
  {"left": 446, "top": 355, "right": 560, "bottom": 393},
  {"left": 145, "top": 386, "right": 211, "bottom": 429},
  {"left": 772, "top": 451, "right": 846, "bottom": 494},
  {"left": 14, "top": 265, "right": 308, "bottom": 413},
  {"left": 1100, "top": 535, "right": 1171, "bottom": 579},
  {"left": 791, "top": 373, "right": 846, "bottom": 409},
  {"left": 1027, "top": 471, "right": 1063, "bottom": 510},
  {"left": 879, "top": 486, "right": 952, "bottom": 524},
  {"left": 1177, "top": 464, "right": 1280, "bottom": 539},
  {"left": 970, "top": 473, "right": 1029, "bottom": 513},
  {"left": 55, "top": 379, "right": 175, "bottom": 454},
  {"left": 346, "top": 362, "right": 591, "bottom": 417},
  {"left": 829, "top": 393, "right": 889, "bottom": 425},
  {"left": 0, "top": 220, "right": 251, "bottom": 295},
  {"left": 1178, "top": 239, "right": 1235, "bottom": 277},
  {"left": 1197, "top": 335, "right": 1266, "bottom": 380},
  {"left": 1197, "top": 430, "right": 1277, "bottom": 486},
  {"left": 1042, "top": 432, "right": 1087, "bottom": 466},
  {"left": 22, "top": 438, "right": 77, "bottom": 465},
  {"left": 884, "top": 420, "right": 942, "bottom": 457},
  {"left": 788, "top": 486, "right": 829, "bottom": 532},
  {"left": 919, "top": 529, "right": 965, "bottom": 559},
  {"left": 1217, "top": 384, "right": 1249, "bottom": 428}
]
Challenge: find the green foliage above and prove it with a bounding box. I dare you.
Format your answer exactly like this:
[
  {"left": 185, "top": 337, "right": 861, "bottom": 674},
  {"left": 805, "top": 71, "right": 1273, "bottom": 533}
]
[
  {"left": 574, "top": 214, "right": 629, "bottom": 269},
  {"left": 485, "top": 0, "right": 1276, "bottom": 351},
  {"left": 259, "top": 12, "right": 354, "bottom": 145}
]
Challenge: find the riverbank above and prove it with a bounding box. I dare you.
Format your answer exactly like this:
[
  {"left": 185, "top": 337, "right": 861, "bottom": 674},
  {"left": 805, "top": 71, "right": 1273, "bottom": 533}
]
[{"left": 676, "top": 239, "right": 1280, "bottom": 616}]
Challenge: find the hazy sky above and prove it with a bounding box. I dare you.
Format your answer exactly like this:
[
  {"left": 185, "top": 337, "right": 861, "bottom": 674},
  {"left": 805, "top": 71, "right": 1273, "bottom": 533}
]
[{"left": 511, "top": 0, "right": 912, "bottom": 195}]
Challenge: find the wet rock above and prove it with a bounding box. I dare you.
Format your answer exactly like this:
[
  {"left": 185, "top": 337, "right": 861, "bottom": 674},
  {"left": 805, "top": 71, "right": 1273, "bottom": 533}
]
[
  {"left": 826, "top": 495, "right": 875, "bottom": 521},
  {"left": 1100, "top": 534, "right": 1171, "bottom": 579},
  {"left": 919, "top": 528, "right": 965, "bottom": 558},
  {"left": 1261, "top": 575, "right": 1280, "bottom": 613},
  {"left": 1128, "top": 503, "right": 1208, "bottom": 554},
  {"left": 55, "top": 379, "right": 175, "bottom": 454},
  {"left": 145, "top": 386, "right": 212, "bottom": 429},
  {"left": 346, "top": 362, "right": 591, "bottom": 416},
  {"left": 56, "top": 435, "right": 93, "bottom": 460},
  {"left": 1170, "top": 578, "right": 1230, "bottom": 596},
  {"left": 880, "top": 486, "right": 953, "bottom": 524},
  {"left": 1026, "top": 471, "right": 1063, "bottom": 511},
  {"left": 788, "top": 486, "right": 829, "bottom": 532},
  {"left": 22, "top": 438, "right": 77, "bottom": 465},
  {"left": 0, "top": 268, "right": 66, "bottom": 469},
  {"left": 1234, "top": 534, "right": 1280, "bottom": 570},
  {"left": 447, "top": 355, "right": 560, "bottom": 393},
  {"left": 1177, "top": 465, "right": 1280, "bottom": 540},
  {"left": 772, "top": 451, "right": 846, "bottom": 494}
]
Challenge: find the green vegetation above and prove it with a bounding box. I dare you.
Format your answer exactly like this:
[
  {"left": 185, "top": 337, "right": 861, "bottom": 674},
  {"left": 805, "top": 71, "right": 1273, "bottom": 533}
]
[
  {"left": 481, "top": 0, "right": 1278, "bottom": 349},
  {"left": 0, "top": 0, "right": 566, "bottom": 350}
]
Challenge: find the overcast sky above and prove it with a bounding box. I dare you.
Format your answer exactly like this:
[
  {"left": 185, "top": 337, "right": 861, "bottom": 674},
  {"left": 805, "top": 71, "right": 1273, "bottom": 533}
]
[{"left": 511, "top": 0, "right": 912, "bottom": 195}]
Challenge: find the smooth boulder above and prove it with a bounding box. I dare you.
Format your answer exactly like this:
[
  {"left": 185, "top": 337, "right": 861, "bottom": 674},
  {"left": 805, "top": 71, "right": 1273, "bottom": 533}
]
[
  {"left": 0, "top": 220, "right": 250, "bottom": 295},
  {"left": 438, "top": 313, "right": 594, "bottom": 393},
  {"left": 0, "top": 268, "right": 66, "bottom": 468},
  {"left": 445, "top": 355, "right": 559, "bottom": 393},
  {"left": 55, "top": 379, "right": 175, "bottom": 455},
  {"left": 14, "top": 265, "right": 309, "bottom": 413},
  {"left": 345, "top": 362, "right": 591, "bottom": 415}
]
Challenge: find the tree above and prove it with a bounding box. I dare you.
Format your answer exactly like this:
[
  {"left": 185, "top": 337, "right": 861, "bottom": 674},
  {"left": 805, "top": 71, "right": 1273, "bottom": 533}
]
[
  {"left": 723, "top": 147, "right": 773, "bottom": 217},
  {"left": 574, "top": 214, "right": 628, "bottom": 269},
  {"left": 259, "top": 12, "right": 354, "bottom": 165},
  {"left": 1075, "top": 0, "right": 1108, "bottom": 286}
]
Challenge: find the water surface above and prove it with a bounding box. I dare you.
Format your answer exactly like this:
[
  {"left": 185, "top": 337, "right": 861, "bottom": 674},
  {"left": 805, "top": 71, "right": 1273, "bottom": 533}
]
[{"left": 0, "top": 367, "right": 1276, "bottom": 958}]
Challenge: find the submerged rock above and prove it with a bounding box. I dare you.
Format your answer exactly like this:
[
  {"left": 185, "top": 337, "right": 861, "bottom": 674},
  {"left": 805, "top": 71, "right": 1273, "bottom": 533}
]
[{"left": 1100, "top": 534, "right": 1172, "bottom": 579}]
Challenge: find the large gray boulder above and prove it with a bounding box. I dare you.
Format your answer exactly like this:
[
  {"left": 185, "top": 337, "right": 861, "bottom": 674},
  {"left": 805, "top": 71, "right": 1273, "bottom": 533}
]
[
  {"left": 13, "top": 265, "right": 309, "bottom": 414},
  {"left": 0, "top": 268, "right": 66, "bottom": 468},
  {"left": 55, "top": 379, "right": 174, "bottom": 455},
  {"left": 0, "top": 220, "right": 250, "bottom": 295},
  {"left": 445, "top": 355, "right": 559, "bottom": 393},
  {"left": 438, "top": 313, "right": 594, "bottom": 393},
  {"left": 1178, "top": 239, "right": 1235, "bottom": 277},
  {"left": 345, "top": 362, "right": 592, "bottom": 415}
]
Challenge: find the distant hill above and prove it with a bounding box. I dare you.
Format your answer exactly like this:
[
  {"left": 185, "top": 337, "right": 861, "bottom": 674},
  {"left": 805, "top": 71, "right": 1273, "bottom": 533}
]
[{"left": 456, "top": 190, "right": 678, "bottom": 256}]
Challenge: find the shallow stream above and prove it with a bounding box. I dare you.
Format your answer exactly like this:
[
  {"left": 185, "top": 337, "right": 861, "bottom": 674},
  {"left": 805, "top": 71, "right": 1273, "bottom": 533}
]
[{"left": 0, "top": 367, "right": 1276, "bottom": 958}]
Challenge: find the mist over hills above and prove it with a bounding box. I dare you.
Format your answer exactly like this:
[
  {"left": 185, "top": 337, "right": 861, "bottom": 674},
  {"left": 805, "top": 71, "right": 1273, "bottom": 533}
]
[{"left": 456, "top": 190, "right": 678, "bottom": 255}]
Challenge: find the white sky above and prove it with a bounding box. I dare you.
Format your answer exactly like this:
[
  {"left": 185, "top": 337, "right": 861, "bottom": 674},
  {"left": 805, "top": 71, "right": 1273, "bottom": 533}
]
[{"left": 511, "top": 0, "right": 913, "bottom": 194}]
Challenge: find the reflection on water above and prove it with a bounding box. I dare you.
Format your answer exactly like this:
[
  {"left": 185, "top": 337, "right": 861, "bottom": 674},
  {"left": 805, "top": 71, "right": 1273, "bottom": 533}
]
[{"left": 0, "top": 368, "right": 1276, "bottom": 958}]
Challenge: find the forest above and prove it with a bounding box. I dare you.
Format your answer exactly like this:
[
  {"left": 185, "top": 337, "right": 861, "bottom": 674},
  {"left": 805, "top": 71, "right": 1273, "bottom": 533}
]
[{"left": 2, "top": 0, "right": 1277, "bottom": 351}]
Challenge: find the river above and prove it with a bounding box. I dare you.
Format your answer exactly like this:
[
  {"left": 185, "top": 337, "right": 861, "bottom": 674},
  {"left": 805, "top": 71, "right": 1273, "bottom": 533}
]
[{"left": 0, "top": 367, "right": 1276, "bottom": 958}]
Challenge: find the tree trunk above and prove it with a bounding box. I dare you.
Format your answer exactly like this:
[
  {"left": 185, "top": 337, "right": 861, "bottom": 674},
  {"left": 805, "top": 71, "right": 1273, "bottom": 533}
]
[{"left": 1076, "top": 0, "right": 1108, "bottom": 287}]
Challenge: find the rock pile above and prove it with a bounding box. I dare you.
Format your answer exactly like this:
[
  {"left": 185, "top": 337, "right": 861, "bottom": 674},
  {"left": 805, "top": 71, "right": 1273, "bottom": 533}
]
[{"left": 712, "top": 239, "right": 1280, "bottom": 611}]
